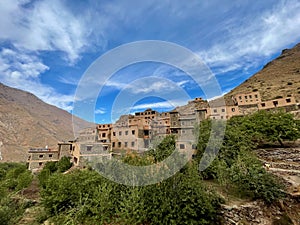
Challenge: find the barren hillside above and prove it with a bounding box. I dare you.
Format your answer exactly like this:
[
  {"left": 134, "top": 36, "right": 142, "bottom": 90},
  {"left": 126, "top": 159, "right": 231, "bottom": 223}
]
[
  {"left": 0, "top": 83, "right": 92, "bottom": 162},
  {"left": 225, "top": 43, "right": 300, "bottom": 103}
]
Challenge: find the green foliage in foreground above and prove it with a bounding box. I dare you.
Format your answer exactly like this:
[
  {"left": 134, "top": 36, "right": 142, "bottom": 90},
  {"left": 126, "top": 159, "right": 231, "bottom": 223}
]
[
  {"left": 40, "top": 166, "right": 222, "bottom": 225},
  {"left": 38, "top": 156, "right": 72, "bottom": 188},
  {"left": 196, "top": 110, "right": 295, "bottom": 204},
  {"left": 0, "top": 163, "right": 33, "bottom": 225},
  {"left": 37, "top": 110, "right": 296, "bottom": 224}
]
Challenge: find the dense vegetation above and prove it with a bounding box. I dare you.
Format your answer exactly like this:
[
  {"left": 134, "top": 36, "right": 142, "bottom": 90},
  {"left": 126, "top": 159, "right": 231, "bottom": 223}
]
[
  {"left": 0, "top": 163, "right": 33, "bottom": 225},
  {"left": 1, "top": 110, "right": 299, "bottom": 224}
]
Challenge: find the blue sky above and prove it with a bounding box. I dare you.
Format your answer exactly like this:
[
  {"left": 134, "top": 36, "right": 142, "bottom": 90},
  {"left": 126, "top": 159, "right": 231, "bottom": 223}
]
[{"left": 1, "top": 0, "right": 300, "bottom": 124}]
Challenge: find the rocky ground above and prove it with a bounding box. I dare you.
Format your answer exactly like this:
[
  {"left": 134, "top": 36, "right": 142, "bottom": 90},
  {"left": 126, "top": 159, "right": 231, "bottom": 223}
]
[{"left": 221, "top": 146, "right": 300, "bottom": 225}]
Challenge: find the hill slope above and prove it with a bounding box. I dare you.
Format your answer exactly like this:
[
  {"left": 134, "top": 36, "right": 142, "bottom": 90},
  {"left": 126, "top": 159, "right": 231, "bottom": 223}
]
[
  {"left": 0, "top": 83, "right": 92, "bottom": 162},
  {"left": 225, "top": 43, "right": 300, "bottom": 103}
]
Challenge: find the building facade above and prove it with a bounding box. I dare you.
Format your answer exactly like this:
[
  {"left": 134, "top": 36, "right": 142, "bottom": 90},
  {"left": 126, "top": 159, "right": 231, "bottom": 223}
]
[{"left": 27, "top": 147, "right": 60, "bottom": 172}]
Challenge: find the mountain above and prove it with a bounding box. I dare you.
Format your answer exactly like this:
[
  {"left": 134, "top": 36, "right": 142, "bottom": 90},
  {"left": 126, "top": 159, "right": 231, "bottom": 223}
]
[
  {"left": 0, "top": 83, "right": 92, "bottom": 162},
  {"left": 225, "top": 43, "right": 300, "bottom": 103}
]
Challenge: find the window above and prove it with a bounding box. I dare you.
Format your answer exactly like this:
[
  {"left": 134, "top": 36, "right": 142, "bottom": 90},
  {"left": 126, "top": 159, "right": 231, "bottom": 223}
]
[
  {"left": 273, "top": 101, "right": 278, "bottom": 107},
  {"left": 213, "top": 109, "right": 217, "bottom": 113},
  {"left": 179, "top": 144, "right": 185, "bottom": 149},
  {"left": 221, "top": 116, "right": 224, "bottom": 119},
  {"left": 125, "top": 142, "right": 128, "bottom": 147},
  {"left": 39, "top": 155, "right": 43, "bottom": 158},
  {"left": 49, "top": 154, "right": 53, "bottom": 158},
  {"left": 131, "top": 142, "right": 135, "bottom": 147},
  {"left": 132, "top": 130, "right": 135, "bottom": 135},
  {"left": 249, "top": 95, "right": 252, "bottom": 99},
  {"left": 255, "top": 94, "right": 258, "bottom": 98},
  {"left": 231, "top": 108, "right": 235, "bottom": 112},
  {"left": 119, "top": 131, "right": 122, "bottom": 136},
  {"left": 113, "top": 132, "right": 116, "bottom": 136},
  {"left": 181, "top": 121, "right": 185, "bottom": 125},
  {"left": 87, "top": 146, "right": 92, "bottom": 151},
  {"left": 286, "top": 98, "right": 291, "bottom": 103},
  {"left": 221, "top": 108, "right": 225, "bottom": 112},
  {"left": 239, "top": 96, "right": 242, "bottom": 100},
  {"left": 103, "top": 146, "right": 108, "bottom": 151},
  {"left": 182, "top": 130, "right": 186, "bottom": 134},
  {"left": 245, "top": 96, "right": 248, "bottom": 99},
  {"left": 112, "top": 142, "right": 115, "bottom": 148},
  {"left": 261, "top": 103, "right": 266, "bottom": 107},
  {"left": 102, "top": 133, "right": 106, "bottom": 138},
  {"left": 39, "top": 162, "right": 43, "bottom": 166},
  {"left": 125, "top": 131, "right": 128, "bottom": 135},
  {"left": 118, "top": 142, "right": 121, "bottom": 148}
]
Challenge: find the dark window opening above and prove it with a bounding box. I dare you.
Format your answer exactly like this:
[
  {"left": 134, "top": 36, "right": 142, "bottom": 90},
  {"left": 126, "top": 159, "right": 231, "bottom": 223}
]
[
  {"left": 87, "top": 146, "right": 92, "bottom": 151},
  {"left": 286, "top": 98, "right": 291, "bottom": 103},
  {"left": 179, "top": 144, "right": 185, "bottom": 149}
]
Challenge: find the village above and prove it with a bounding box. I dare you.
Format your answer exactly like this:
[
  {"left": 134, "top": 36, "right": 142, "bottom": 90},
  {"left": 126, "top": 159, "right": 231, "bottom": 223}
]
[{"left": 27, "top": 91, "right": 299, "bottom": 172}]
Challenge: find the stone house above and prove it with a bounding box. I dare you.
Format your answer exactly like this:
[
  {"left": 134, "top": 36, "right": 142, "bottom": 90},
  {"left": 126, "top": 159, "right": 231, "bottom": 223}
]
[
  {"left": 27, "top": 147, "right": 59, "bottom": 172},
  {"left": 71, "top": 142, "right": 112, "bottom": 166}
]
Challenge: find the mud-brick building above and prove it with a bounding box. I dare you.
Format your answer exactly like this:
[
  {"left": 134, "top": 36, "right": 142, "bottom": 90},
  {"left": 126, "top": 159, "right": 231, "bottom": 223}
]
[
  {"left": 258, "top": 96, "right": 298, "bottom": 111},
  {"left": 27, "top": 147, "right": 59, "bottom": 172},
  {"left": 170, "top": 108, "right": 207, "bottom": 151},
  {"left": 71, "top": 142, "right": 112, "bottom": 166},
  {"left": 208, "top": 105, "right": 240, "bottom": 120},
  {"left": 77, "top": 127, "right": 98, "bottom": 142},
  {"left": 150, "top": 112, "right": 171, "bottom": 144},
  {"left": 111, "top": 109, "right": 159, "bottom": 152}
]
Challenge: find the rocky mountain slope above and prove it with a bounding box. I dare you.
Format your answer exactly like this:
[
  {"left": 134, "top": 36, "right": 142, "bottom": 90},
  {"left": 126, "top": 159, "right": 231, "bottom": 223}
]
[
  {"left": 0, "top": 83, "right": 92, "bottom": 162},
  {"left": 225, "top": 43, "right": 300, "bottom": 103}
]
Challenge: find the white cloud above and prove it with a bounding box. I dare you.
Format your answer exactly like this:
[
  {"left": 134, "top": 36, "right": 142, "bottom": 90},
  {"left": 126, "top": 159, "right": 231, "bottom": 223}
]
[
  {"left": 198, "top": 0, "right": 300, "bottom": 75},
  {"left": 0, "top": 0, "right": 96, "bottom": 64},
  {"left": 0, "top": 48, "right": 49, "bottom": 79},
  {"left": 131, "top": 100, "right": 186, "bottom": 111},
  {"left": 95, "top": 108, "right": 106, "bottom": 115}
]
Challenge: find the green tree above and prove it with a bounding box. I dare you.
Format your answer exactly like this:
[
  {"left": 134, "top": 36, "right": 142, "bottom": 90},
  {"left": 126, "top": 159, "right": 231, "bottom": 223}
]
[{"left": 57, "top": 156, "right": 72, "bottom": 173}]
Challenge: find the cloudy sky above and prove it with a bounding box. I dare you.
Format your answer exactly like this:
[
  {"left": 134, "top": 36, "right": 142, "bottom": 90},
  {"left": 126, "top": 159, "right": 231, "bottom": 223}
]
[{"left": 1, "top": 0, "right": 300, "bottom": 123}]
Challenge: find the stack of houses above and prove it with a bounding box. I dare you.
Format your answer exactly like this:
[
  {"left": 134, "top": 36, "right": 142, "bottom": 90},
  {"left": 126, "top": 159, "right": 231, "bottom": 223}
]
[{"left": 27, "top": 91, "right": 299, "bottom": 171}]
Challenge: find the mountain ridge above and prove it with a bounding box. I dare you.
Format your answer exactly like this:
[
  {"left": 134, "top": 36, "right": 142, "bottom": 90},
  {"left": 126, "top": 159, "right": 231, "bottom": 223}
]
[
  {"left": 0, "top": 82, "right": 92, "bottom": 162},
  {"left": 1, "top": 43, "right": 300, "bottom": 161},
  {"left": 224, "top": 43, "right": 300, "bottom": 104}
]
